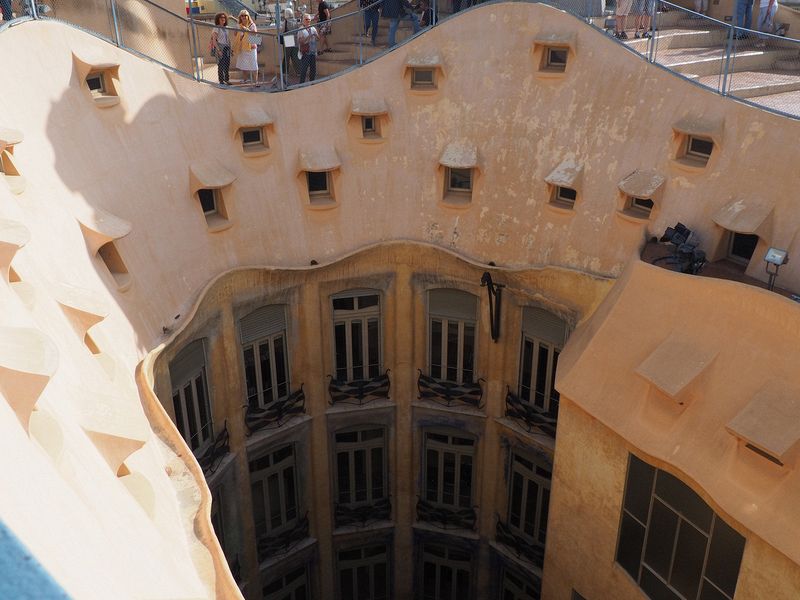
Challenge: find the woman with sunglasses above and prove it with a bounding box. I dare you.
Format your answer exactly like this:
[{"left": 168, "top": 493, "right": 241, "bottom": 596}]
[
  {"left": 235, "top": 10, "right": 259, "bottom": 85},
  {"left": 210, "top": 13, "right": 232, "bottom": 85}
]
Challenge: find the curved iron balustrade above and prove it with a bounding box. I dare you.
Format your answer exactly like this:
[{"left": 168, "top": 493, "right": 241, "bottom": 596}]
[
  {"left": 244, "top": 384, "right": 305, "bottom": 435},
  {"left": 334, "top": 497, "right": 392, "bottom": 527},
  {"left": 256, "top": 512, "right": 310, "bottom": 562},
  {"left": 196, "top": 420, "right": 230, "bottom": 475},
  {"left": 495, "top": 517, "right": 545, "bottom": 569},
  {"left": 417, "top": 370, "right": 484, "bottom": 409},
  {"left": 504, "top": 387, "right": 557, "bottom": 438},
  {"left": 328, "top": 370, "right": 391, "bottom": 406},
  {"left": 416, "top": 497, "right": 478, "bottom": 531}
]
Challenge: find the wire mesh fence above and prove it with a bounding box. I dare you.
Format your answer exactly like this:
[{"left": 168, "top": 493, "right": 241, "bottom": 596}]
[
  {"left": 14, "top": 0, "right": 800, "bottom": 116},
  {"left": 0, "top": 0, "right": 35, "bottom": 28}
]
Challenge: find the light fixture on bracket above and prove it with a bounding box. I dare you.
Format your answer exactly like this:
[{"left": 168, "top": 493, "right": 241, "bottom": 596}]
[{"left": 764, "top": 247, "right": 788, "bottom": 291}]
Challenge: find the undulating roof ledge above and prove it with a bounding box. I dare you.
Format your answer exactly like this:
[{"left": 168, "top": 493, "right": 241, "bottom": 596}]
[
  {"left": 350, "top": 95, "right": 389, "bottom": 116},
  {"left": 72, "top": 388, "right": 149, "bottom": 473},
  {"left": 545, "top": 158, "right": 583, "bottom": 189},
  {"left": 299, "top": 146, "right": 341, "bottom": 173},
  {"left": 618, "top": 169, "right": 665, "bottom": 198},
  {"left": 712, "top": 197, "right": 774, "bottom": 242},
  {"left": 230, "top": 105, "right": 273, "bottom": 132},
  {"left": 0, "top": 327, "right": 59, "bottom": 430},
  {"left": 53, "top": 282, "right": 109, "bottom": 338},
  {"left": 635, "top": 332, "right": 718, "bottom": 404},
  {"left": 672, "top": 115, "right": 724, "bottom": 145},
  {"left": 0, "top": 218, "right": 30, "bottom": 282},
  {"left": 75, "top": 206, "right": 132, "bottom": 256},
  {"left": 189, "top": 161, "right": 236, "bottom": 195},
  {"left": 439, "top": 141, "right": 479, "bottom": 170},
  {"left": 726, "top": 380, "right": 800, "bottom": 467}
]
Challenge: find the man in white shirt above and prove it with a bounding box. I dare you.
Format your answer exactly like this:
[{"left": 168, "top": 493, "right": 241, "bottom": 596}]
[{"left": 297, "top": 13, "right": 320, "bottom": 83}]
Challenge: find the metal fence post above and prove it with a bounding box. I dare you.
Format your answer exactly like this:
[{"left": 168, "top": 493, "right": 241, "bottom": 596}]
[
  {"left": 28, "top": 0, "right": 38, "bottom": 19},
  {"left": 110, "top": 0, "right": 122, "bottom": 47},
  {"left": 720, "top": 23, "right": 735, "bottom": 95},
  {"left": 647, "top": 0, "right": 657, "bottom": 62},
  {"left": 276, "top": 0, "right": 285, "bottom": 90},
  {"left": 188, "top": 9, "right": 201, "bottom": 80}
]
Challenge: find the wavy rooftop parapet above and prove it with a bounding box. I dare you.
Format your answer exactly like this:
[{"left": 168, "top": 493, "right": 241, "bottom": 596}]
[{"left": 4, "top": 0, "right": 800, "bottom": 119}]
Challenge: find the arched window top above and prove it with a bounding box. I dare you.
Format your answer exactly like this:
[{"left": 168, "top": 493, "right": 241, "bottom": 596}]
[
  {"left": 522, "top": 306, "right": 569, "bottom": 347},
  {"left": 240, "top": 305, "right": 287, "bottom": 345},
  {"left": 169, "top": 339, "right": 207, "bottom": 387},
  {"left": 428, "top": 289, "right": 477, "bottom": 321}
]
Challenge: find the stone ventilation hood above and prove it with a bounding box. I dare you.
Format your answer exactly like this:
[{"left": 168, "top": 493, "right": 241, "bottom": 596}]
[
  {"left": 533, "top": 31, "right": 577, "bottom": 51},
  {"left": 71, "top": 387, "right": 149, "bottom": 474},
  {"left": 0, "top": 327, "right": 59, "bottom": 431},
  {"left": 672, "top": 115, "right": 724, "bottom": 145},
  {"left": 726, "top": 380, "right": 800, "bottom": 466},
  {"left": 0, "top": 218, "right": 30, "bottom": 282},
  {"left": 75, "top": 206, "right": 132, "bottom": 256},
  {"left": 712, "top": 198, "right": 774, "bottom": 243},
  {"left": 545, "top": 159, "right": 583, "bottom": 190},
  {"left": 634, "top": 332, "right": 718, "bottom": 404},
  {"left": 53, "top": 283, "right": 109, "bottom": 339},
  {"left": 0, "top": 127, "right": 26, "bottom": 195},
  {"left": 71, "top": 49, "right": 119, "bottom": 82},
  {"left": 189, "top": 161, "right": 236, "bottom": 195},
  {"left": 439, "top": 141, "right": 479, "bottom": 170},
  {"left": 230, "top": 106, "right": 273, "bottom": 132},
  {"left": 298, "top": 147, "right": 341, "bottom": 173},
  {"left": 405, "top": 51, "right": 445, "bottom": 74},
  {"left": 350, "top": 95, "right": 389, "bottom": 116},
  {"left": 618, "top": 169, "right": 665, "bottom": 198}
]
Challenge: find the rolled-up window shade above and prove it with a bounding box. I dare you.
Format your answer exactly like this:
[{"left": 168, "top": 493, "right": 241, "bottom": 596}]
[
  {"left": 522, "top": 307, "right": 568, "bottom": 347},
  {"left": 240, "top": 305, "right": 287, "bottom": 345},
  {"left": 169, "top": 339, "right": 206, "bottom": 388},
  {"left": 428, "top": 289, "right": 477, "bottom": 321}
]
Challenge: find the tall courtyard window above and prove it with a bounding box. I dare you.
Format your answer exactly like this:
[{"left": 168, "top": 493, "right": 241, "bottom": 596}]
[
  {"left": 428, "top": 289, "right": 477, "bottom": 383},
  {"left": 508, "top": 452, "right": 551, "bottom": 549},
  {"left": 420, "top": 543, "right": 472, "bottom": 600},
  {"left": 262, "top": 564, "right": 309, "bottom": 600},
  {"left": 500, "top": 565, "right": 540, "bottom": 600},
  {"left": 616, "top": 454, "right": 746, "bottom": 600},
  {"left": 424, "top": 431, "right": 475, "bottom": 511},
  {"left": 333, "top": 291, "right": 381, "bottom": 382},
  {"left": 337, "top": 543, "right": 390, "bottom": 600},
  {"left": 518, "top": 307, "right": 569, "bottom": 415},
  {"left": 335, "top": 427, "right": 387, "bottom": 510},
  {"left": 169, "top": 339, "right": 213, "bottom": 453},
  {"left": 240, "top": 305, "right": 289, "bottom": 410},
  {"left": 250, "top": 444, "right": 299, "bottom": 540}
]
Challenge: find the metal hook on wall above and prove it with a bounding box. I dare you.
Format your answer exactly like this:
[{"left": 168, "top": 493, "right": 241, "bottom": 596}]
[{"left": 480, "top": 271, "right": 505, "bottom": 342}]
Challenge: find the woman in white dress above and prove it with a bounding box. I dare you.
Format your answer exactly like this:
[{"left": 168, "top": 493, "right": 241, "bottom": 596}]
[{"left": 235, "top": 10, "right": 258, "bottom": 85}]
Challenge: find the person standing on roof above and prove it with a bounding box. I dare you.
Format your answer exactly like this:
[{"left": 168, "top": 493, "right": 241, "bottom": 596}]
[
  {"left": 297, "top": 13, "right": 320, "bottom": 83},
  {"left": 235, "top": 10, "right": 259, "bottom": 85},
  {"left": 382, "top": 0, "right": 420, "bottom": 47},
  {"left": 317, "top": 0, "right": 332, "bottom": 54},
  {"left": 361, "top": 0, "right": 381, "bottom": 47}
]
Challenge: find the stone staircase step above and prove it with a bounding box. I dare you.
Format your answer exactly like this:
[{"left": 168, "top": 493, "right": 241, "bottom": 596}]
[
  {"left": 745, "top": 89, "right": 800, "bottom": 115},
  {"left": 714, "top": 69, "right": 800, "bottom": 97},
  {"left": 658, "top": 45, "right": 796, "bottom": 77},
  {"left": 624, "top": 28, "right": 726, "bottom": 52}
]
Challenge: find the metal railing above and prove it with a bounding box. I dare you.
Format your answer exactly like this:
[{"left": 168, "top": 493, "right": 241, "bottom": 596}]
[
  {"left": 16, "top": 0, "right": 800, "bottom": 118},
  {"left": 328, "top": 370, "right": 391, "bottom": 406}
]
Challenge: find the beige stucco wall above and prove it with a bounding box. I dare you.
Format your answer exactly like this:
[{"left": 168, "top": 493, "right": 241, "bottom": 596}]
[
  {"left": 2, "top": 2, "right": 800, "bottom": 596},
  {"left": 544, "top": 398, "right": 800, "bottom": 600}
]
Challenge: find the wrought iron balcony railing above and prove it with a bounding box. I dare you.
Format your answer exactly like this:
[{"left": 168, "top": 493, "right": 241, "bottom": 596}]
[
  {"left": 504, "top": 387, "right": 557, "bottom": 438},
  {"left": 417, "top": 371, "right": 484, "bottom": 410},
  {"left": 495, "top": 518, "right": 545, "bottom": 570},
  {"left": 256, "top": 513, "right": 310, "bottom": 563},
  {"left": 244, "top": 385, "right": 305, "bottom": 436},
  {"left": 328, "top": 370, "right": 391, "bottom": 406},
  {"left": 196, "top": 420, "right": 230, "bottom": 476},
  {"left": 334, "top": 497, "right": 392, "bottom": 528},
  {"left": 416, "top": 497, "right": 477, "bottom": 531}
]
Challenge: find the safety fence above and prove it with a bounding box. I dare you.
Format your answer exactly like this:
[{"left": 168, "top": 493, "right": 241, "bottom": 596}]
[{"left": 6, "top": 0, "right": 800, "bottom": 118}]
